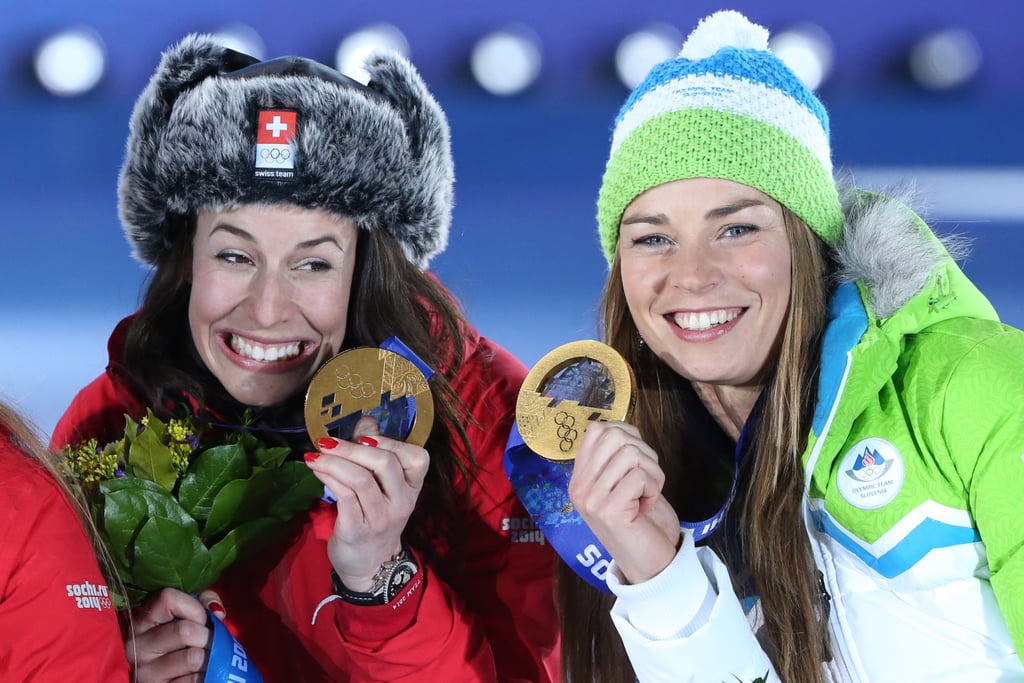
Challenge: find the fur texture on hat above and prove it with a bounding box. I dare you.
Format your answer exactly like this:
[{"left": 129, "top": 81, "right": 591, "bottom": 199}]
[
  {"left": 596, "top": 10, "right": 842, "bottom": 266},
  {"left": 119, "top": 34, "right": 452, "bottom": 268}
]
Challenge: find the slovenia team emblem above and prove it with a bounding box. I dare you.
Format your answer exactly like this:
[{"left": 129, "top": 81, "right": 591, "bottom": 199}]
[{"left": 837, "top": 437, "right": 905, "bottom": 509}]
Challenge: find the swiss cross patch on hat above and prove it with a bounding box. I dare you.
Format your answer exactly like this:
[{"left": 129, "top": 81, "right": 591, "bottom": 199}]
[{"left": 254, "top": 109, "right": 297, "bottom": 181}]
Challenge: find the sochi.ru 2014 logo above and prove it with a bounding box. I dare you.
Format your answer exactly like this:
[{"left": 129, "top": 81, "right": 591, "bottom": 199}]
[
  {"left": 837, "top": 437, "right": 905, "bottom": 510},
  {"left": 66, "top": 580, "right": 113, "bottom": 611}
]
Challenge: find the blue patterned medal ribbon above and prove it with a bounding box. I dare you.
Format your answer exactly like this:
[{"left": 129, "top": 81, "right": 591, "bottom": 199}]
[
  {"left": 204, "top": 607, "right": 263, "bottom": 682},
  {"left": 504, "top": 421, "right": 744, "bottom": 593}
]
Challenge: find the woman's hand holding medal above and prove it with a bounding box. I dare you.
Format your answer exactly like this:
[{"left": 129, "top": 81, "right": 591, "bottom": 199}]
[
  {"left": 306, "top": 417, "right": 429, "bottom": 592},
  {"left": 511, "top": 339, "right": 681, "bottom": 588},
  {"left": 568, "top": 421, "right": 682, "bottom": 586},
  {"left": 303, "top": 341, "right": 435, "bottom": 596}
]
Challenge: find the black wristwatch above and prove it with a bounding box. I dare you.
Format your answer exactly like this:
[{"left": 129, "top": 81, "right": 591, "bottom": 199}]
[{"left": 331, "top": 546, "right": 419, "bottom": 606}]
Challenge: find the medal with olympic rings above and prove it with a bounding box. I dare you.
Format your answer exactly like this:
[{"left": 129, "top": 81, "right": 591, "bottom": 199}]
[
  {"left": 304, "top": 341, "right": 435, "bottom": 446},
  {"left": 516, "top": 340, "right": 635, "bottom": 462}
]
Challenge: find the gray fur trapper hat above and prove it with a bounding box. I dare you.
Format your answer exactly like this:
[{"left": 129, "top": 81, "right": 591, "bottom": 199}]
[{"left": 119, "top": 33, "right": 452, "bottom": 268}]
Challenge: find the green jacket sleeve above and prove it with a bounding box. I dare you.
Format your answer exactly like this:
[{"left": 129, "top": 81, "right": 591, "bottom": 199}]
[{"left": 942, "top": 324, "right": 1024, "bottom": 659}]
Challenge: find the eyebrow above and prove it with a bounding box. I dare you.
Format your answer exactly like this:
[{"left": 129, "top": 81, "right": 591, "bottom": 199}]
[
  {"left": 210, "top": 223, "right": 346, "bottom": 251},
  {"left": 296, "top": 236, "right": 345, "bottom": 251},
  {"left": 621, "top": 198, "right": 768, "bottom": 227},
  {"left": 621, "top": 212, "right": 668, "bottom": 226},
  {"left": 704, "top": 198, "right": 766, "bottom": 219}
]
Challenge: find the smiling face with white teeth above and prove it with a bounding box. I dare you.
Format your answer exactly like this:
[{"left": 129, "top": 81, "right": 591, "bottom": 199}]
[
  {"left": 618, "top": 177, "right": 792, "bottom": 401},
  {"left": 189, "top": 204, "right": 358, "bottom": 407}
]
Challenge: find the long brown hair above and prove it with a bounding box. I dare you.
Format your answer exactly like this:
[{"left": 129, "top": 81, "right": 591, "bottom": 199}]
[
  {"left": 558, "top": 207, "right": 835, "bottom": 683},
  {"left": 121, "top": 214, "right": 477, "bottom": 572}
]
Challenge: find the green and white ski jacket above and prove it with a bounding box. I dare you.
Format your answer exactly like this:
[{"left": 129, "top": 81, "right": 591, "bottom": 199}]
[{"left": 606, "top": 192, "right": 1024, "bottom": 682}]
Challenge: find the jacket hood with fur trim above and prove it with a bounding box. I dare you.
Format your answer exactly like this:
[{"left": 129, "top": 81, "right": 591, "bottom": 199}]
[{"left": 834, "top": 188, "right": 995, "bottom": 327}]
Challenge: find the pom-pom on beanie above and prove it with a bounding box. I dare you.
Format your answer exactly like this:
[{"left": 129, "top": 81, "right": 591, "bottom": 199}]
[
  {"left": 119, "top": 34, "right": 452, "bottom": 269},
  {"left": 596, "top": 10, "right": 843, "bottom": 265}
]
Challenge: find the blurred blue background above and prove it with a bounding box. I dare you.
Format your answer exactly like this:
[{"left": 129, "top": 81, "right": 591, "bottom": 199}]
[{"left": 2, "top": 0, "right": 1022, "bottom": 437}]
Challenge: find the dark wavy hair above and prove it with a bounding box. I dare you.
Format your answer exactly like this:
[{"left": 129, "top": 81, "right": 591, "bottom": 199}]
[{"left": 121, "top": 214, "right": 476, "bottom": 572}]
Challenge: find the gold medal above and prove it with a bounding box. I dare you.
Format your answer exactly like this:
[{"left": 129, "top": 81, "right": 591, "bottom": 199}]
[
  {"left": 516, "top": 340, "right": 635, "bottom": 462},
  {"left": 304, "top": 346, "right": 434, "bottom": 446}
]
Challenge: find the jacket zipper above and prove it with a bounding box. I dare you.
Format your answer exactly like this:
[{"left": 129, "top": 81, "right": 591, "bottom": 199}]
[{"left": 806, "top": 517, "right": 860, "bottom": 682}]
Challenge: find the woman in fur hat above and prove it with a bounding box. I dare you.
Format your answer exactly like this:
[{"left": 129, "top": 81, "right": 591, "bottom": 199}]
[
  {"left": 557, "top": 10, "right": 1024, "bottom": 683},
  {"left": 50, "top": 36, "right": 559, "bottom": 682}
]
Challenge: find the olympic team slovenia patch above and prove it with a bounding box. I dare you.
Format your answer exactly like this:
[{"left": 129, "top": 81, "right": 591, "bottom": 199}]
[{"left": 837, "top": 437, "right": 905, "bottom": 509}]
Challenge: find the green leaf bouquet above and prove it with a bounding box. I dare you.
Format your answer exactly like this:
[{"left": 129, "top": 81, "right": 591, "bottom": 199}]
[{"left": 62, "top": 410, "right": 322, "bottom": 607}]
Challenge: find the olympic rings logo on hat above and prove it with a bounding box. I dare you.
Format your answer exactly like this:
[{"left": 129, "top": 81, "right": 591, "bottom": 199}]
[{"left": 259, "top": 147, "right": 293, "bottom": 164}]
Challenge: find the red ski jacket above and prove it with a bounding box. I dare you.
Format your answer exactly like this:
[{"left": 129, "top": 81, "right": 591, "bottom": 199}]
[
  {"left": 51, "top": 315, "right": 560, "bottom": 682},
  {"left": 1, "top": 428, "right": 130, "bottom": 681}
]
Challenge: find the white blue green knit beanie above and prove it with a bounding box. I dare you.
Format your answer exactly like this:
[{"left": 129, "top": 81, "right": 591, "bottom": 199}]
[{"left": 597, "top": 10, "right": 843, "bottom": 265}]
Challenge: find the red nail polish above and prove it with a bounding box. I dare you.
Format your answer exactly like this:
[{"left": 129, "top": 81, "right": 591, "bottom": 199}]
[
  {"left": 317, "top": 437, "right": 339, "bottom": 450},
  {"left": 358, "top": 436, "right": 378, "bottom": 448},
  {"left": 303, "top": 451, "right": 320, "bottom": 463}
]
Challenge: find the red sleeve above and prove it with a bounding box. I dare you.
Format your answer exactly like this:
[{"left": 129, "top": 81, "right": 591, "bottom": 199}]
[
  {"left": 0, "top": 443, "right": 130, "bottom": 680},
  {"left": 328, "top": 335, "right": 561, "bottom": 682}
]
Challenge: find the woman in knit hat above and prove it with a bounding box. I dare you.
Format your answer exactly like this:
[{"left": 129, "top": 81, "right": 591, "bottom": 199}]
[
  {"left": 559, "top": 10, "right": 1024, "bottom": 682},
  {"left": 50, "top": 35, "right": 559, "bottom": 682}
]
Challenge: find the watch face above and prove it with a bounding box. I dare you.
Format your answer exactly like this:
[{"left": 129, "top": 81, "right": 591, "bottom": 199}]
[{"left": 385, "top": 559, "right": 419, "bottom": 602}]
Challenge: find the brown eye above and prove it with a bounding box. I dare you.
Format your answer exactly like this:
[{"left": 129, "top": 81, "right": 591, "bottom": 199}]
[
  {"left": 297, "top": 259, "right": 332, "bottom": 272},
  {"left": 217, "top": 251, "right": 252, "bottom": 265}
]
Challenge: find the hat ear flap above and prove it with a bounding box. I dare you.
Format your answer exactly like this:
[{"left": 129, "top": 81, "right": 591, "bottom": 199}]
[
  {"left": 120, "top": 34, "right": 259, "bottom": 263},
  {"left": 363, "top": 52, "right": 452, "bottom": 267},
  {"left": 147, "top": 34, "right": 258, "bottom": 108}
]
